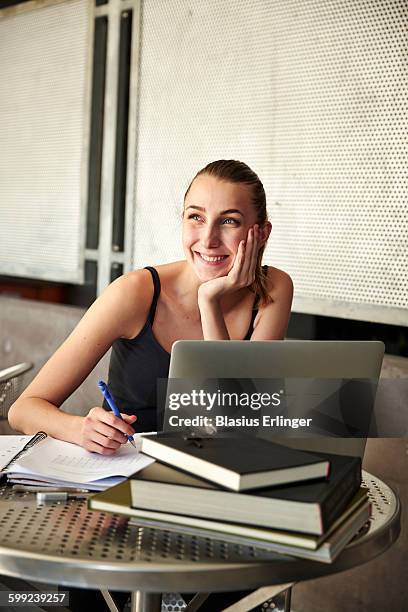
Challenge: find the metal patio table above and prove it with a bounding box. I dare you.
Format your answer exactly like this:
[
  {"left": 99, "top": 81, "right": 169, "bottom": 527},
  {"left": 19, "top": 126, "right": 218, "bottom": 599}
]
[{"left": 0, "top": 471, "right": 400, "bottom": 612}]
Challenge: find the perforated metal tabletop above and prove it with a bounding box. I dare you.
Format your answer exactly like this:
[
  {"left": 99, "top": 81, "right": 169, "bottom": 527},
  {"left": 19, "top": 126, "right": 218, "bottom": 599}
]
[{"left": 0, "top": 471, "right": 400, "bottom": 600}]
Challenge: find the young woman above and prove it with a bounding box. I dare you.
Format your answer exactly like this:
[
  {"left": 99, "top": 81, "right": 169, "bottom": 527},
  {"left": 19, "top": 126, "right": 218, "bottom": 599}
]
[{"left": 8, "top": 160, "right": 293, "bottom": 451}]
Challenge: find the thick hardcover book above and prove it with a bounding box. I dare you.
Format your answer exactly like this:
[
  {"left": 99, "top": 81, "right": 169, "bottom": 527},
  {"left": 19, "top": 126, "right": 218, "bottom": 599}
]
[
  {"left": 140, "top": 434, "right": 330, "bottom": 491},
  {"left": 129, "top": 453, "right": 361, "bottom": 535},
  {"left": 89, "top": 482, "right": 370, "bottom": 563}
]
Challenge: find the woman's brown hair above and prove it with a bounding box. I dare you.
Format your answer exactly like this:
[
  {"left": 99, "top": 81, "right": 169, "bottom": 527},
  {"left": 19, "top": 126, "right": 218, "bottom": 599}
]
[{"left": 184, "top": 160, "right": 272, "bottom": 307}]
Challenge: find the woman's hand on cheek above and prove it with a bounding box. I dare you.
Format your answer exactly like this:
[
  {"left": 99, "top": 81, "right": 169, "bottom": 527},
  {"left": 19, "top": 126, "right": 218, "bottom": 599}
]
[{"left": 198, "top": 225, "right": 259, "bottom": 303}]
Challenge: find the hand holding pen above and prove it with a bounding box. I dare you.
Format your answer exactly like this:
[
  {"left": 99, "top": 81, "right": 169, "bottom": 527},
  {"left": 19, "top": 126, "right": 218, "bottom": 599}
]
[
  {"left": 76, "top": 382, "right": 137, "bottom": 455},
  {"left": 98, "top": 380, "right": 137, "bottom": 448}
]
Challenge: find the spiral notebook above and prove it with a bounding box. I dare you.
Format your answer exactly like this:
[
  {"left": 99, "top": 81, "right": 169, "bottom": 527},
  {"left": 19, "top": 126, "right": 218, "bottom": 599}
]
[
  {"left": 0, "top": 433, "right": 154, "bottom": 491},
  {"left": 0, "top": 432, "right": 47, "bottom": 472}
]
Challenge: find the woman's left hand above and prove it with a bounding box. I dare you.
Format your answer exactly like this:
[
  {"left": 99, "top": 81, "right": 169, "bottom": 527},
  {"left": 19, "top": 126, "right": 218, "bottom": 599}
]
[{"left": 198, "top": 225, "right": 260, "bottom": 303}]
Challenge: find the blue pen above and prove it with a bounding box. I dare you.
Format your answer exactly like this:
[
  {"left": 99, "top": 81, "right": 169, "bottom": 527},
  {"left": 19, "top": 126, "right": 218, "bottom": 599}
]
[{"left": 98, "top": 380, "right": 137, "bottom": 448}]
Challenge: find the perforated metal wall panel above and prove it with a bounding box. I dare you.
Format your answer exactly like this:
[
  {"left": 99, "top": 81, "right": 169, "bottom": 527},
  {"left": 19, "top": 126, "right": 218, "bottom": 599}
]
[
  {"left": 133, "top": 0, "right": 407, "bottom": 325},
  {"left": 0, "top": 0, "right": 91, "bottom": 283}
]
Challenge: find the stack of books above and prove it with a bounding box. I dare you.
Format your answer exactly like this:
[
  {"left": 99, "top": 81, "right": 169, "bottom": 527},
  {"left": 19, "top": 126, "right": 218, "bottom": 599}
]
[{"left": 89, "top": 434, "right": 370, "bottom": 563}]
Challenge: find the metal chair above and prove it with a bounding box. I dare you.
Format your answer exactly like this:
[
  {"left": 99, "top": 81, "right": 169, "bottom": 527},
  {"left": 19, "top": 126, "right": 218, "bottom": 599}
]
[{"left": 0, "top": 362, "right": 33, "bottom": 419}]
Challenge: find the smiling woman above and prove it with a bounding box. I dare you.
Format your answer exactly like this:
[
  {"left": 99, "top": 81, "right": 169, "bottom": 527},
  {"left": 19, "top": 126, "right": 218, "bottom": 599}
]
[
  {"left": 183, "top": 161, "right": 272, "bottom": 304},
  {"left": 8, "top": 160, "right": 293, "bottom": 451},
  {"left": 181, "top": 160, "right": 292, "bottom": 343}
]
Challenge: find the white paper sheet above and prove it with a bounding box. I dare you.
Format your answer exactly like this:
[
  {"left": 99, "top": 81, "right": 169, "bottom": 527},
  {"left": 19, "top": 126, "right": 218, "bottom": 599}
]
[
  {"left": 0, "top": 435, "right": 33, "bottom": 471},
  {"left": 7, "top": 474, "right": 124, "bottom": 491},
  {"left": 6, "top": 437, "right": 155, "bottom": 487}
]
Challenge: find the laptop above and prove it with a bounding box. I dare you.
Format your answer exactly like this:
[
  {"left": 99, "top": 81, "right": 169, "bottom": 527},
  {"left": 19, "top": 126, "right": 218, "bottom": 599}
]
[{"left": 167, "top": 340, "right": 385, "bottom": 458}]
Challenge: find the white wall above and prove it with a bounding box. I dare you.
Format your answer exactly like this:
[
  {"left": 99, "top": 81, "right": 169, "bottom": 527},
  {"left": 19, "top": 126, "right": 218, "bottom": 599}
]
[
  {"left": 133, "top": 0, "right": 408, "bottom": 326},
  {"left": 0, "top": 0, "right": 91, "bottom": 283}
]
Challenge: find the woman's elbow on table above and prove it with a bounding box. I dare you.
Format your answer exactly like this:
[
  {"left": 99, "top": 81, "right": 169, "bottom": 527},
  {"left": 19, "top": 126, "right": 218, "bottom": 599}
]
[{"left": 8, "top": 395, "right": 43, "bottom": 433}]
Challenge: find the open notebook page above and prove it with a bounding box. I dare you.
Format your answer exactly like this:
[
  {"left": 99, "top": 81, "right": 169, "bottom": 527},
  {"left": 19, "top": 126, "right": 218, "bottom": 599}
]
[
  {"left": 6, "top": 437, "right": 154, "bottom": 485},
  {"left": 0, "top": 435, "right": 33, "bottom": 471}
]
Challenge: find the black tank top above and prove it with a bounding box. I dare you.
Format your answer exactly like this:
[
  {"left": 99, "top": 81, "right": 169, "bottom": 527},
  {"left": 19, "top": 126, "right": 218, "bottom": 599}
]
[{"left": 104, "top": 266, "right": 259, "bottom": 432}]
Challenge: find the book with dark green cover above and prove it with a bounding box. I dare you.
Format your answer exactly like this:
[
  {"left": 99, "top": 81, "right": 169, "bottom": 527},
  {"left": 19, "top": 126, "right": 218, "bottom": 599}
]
[
  {"left": 130, "top": 452, "right": 361, "bottom": 535},
  {"left": 140, "top": 434, "right": 330, "bottom": 491}
]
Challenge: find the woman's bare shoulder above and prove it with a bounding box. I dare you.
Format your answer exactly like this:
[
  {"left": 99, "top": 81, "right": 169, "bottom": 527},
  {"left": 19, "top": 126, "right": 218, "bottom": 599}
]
[
  {"left": 102, "top": 269, "right": 156, "bottom": 338},
  {"left": 264, "top": 266, "right": 294, "bottom": 300},
  {"left": 153, "top": 261, "right": 185, "bottom": 277},
  {"left": 111, "top": 263, "right": 186, "bottom": 337},
  {"left": 114, "top": 267, "right": 154, "bottom": 289},
  {"left": 151, "top": 261, "right": 187, "bottom": 290},
  {"left": 115, "top": 262, "right": 185, "bottom": 299},
  {"left": 250, "top": 266, "right": 293, "bottom": 339},
  {"left": 106, "top": 268, "right": 154, "bottom": 302}
]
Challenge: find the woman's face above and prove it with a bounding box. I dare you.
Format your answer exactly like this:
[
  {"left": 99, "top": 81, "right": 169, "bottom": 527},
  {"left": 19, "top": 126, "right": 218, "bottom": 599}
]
[{"left": 182, "top": 174, "right": 259, "bottom": 281}]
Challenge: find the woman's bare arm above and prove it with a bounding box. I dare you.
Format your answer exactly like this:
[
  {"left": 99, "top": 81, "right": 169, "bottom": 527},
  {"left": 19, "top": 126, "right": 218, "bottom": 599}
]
[
  {"left": 198, "top": 298, "right": 231, "bottom": 340},
  {"left": 8, "top": 270, "right": 153, "bottom": 453}
]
